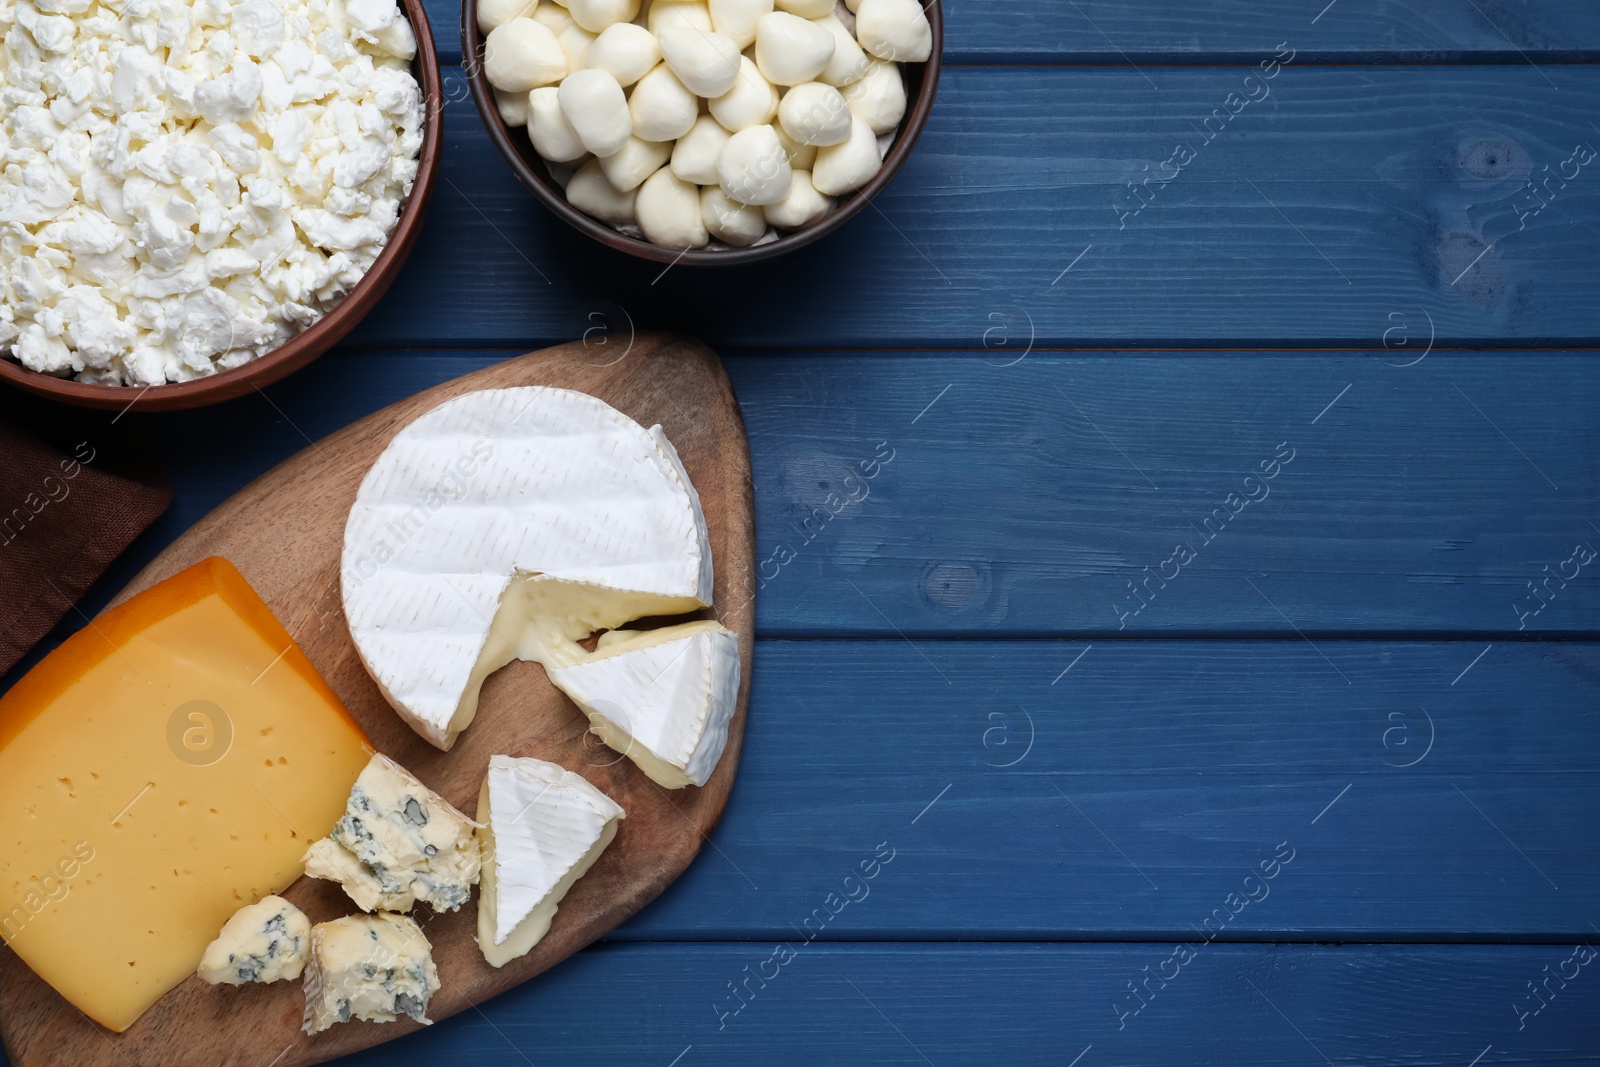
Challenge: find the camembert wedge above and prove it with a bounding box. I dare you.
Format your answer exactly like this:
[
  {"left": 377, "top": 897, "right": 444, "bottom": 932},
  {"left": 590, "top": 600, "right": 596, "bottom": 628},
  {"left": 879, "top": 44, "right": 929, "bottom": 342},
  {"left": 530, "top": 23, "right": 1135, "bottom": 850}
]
[
  {"left": 476, "top": 755, "right": 625, "bottom": 968},
  {"left": 548, "top": 620, "right": 740, "bottom": 788}
]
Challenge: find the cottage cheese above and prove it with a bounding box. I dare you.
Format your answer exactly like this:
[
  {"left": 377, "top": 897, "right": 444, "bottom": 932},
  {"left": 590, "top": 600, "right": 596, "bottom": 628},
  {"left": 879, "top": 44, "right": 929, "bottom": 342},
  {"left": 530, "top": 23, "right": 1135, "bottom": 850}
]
[{"left": 0, "top": 0, "right": 425, "bottom": 386}]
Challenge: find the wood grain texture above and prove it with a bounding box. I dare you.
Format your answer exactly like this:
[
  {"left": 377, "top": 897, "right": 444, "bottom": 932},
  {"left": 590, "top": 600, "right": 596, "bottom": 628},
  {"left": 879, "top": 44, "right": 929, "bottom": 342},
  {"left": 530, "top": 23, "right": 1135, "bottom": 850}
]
[
  {"left": 1, "top": 8, "right": 1597, "bottom": 1059},
  {"left": 612, "top": 639, "right": 1600, "bottom": 940},
  {"left": 352, "top": 67, "right": 1600, "bottom": 348},
  {"left": 338, "top": 942, "right": 1600, "bottom": 1067},
  {"left": 48, "top": 350, "right": 1600, "bottom": 641},
  {"left": 0, "top": 336, "right": 754, "bottom": 1067},
  {"left": 424, "top": 0, "right": 1600, "bottom": 64}
]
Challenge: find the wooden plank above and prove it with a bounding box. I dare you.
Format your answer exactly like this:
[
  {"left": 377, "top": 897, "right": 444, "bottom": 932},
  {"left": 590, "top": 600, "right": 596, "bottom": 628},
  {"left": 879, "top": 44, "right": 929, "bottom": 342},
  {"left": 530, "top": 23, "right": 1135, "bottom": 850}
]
[
  {"left": 43, "top": 350, "right": 1600, "bottom": 642},
  {"left": 731, "top": 351, "right": 1600, "bottom": 637},
  {"left": 422, "top": 0, "right": 1600, "bottom": 64},
  {"left": 329, "top": 943, "right": 1598, "bottom": 1066},
  {"left": 608, "top": 639, "right": 1600, "bottom": 940},
  {"left": 358, "top": 66, "right": 1600, "bottom": 348},
  {"left": 8, "top": 942, "right": 1595, "bottom": 1066}
]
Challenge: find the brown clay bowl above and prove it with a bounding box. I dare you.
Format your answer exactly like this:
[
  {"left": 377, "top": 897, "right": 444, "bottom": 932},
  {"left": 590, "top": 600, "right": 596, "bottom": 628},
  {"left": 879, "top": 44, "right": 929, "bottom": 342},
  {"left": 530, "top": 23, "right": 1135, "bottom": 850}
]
[
  {"left": 462, "top": 0, "right": 943, "bottom": 266},
  {"left": 0, "top": 0, "right": 444, "bottom": 412}
]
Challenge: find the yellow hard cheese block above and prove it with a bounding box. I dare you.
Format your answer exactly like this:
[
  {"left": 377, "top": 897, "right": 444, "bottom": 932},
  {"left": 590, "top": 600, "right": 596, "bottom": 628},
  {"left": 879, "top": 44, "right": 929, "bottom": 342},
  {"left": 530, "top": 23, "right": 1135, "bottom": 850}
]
[{"left": 0, "top": 557, "right": 371, "bottom": 1032}]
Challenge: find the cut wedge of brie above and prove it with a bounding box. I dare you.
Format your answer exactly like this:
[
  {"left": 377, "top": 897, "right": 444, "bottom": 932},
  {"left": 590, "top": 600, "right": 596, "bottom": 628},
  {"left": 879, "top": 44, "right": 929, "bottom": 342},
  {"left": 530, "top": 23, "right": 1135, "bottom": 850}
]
[
  {"left": 476, "top": 755, "right": 625, "bottom": 968},
  {"left": 549, "top": 619, "right": 740, "bottom": 788},
  {"left": 342, "top": 387, "right": 715, "bottom": 752}
]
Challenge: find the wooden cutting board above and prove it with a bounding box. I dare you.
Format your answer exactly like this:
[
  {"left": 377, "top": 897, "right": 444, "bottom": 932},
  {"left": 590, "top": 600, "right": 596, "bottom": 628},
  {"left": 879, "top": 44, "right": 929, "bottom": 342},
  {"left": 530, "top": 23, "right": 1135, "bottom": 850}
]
[{"left": 0, "top": 334, "right": 754, "bottom": 1067}]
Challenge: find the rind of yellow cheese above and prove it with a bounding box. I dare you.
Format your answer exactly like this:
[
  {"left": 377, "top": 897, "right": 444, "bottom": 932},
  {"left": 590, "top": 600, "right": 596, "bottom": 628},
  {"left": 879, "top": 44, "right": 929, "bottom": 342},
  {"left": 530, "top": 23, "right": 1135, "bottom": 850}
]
[{"left": 0, "top": 557, "right": 371, "bottom": 1032}]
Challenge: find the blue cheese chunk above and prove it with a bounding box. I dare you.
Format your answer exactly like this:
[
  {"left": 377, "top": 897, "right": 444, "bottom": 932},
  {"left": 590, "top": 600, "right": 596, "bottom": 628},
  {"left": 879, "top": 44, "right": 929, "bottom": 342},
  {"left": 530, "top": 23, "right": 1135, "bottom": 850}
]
[
  {"left": 301, "top": 913, "right": 440, "bottom": 1035},
  {"left": 303, "top": 753, "right": 482, "bottom": 913},
  {"left": 196, "top": 895, "right": 312, "bottom": 985},
  {"left": 303, "top": 837, "right": 407, "bottom": 913}
]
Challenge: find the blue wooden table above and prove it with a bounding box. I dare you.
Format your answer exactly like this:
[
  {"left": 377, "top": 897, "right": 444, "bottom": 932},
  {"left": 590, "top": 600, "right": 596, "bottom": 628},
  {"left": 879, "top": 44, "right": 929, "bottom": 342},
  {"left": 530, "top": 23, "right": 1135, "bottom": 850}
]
[{"left": 6, "top": 1, "right": 1600, "bottom": 1063}]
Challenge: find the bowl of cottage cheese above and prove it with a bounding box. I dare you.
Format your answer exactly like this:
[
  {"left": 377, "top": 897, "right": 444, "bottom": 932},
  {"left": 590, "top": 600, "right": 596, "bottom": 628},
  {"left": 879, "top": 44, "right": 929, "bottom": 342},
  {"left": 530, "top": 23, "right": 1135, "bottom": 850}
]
[{"left": 0, "top": 0, "right": 440, "bottom": 410}]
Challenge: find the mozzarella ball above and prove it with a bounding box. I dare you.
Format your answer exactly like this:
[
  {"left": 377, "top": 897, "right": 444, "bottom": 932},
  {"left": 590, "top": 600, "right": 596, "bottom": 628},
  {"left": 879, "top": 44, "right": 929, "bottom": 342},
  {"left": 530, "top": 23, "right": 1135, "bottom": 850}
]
[
  {"left": 707, "top": 0, "right": 770, "bottom": 48},
  {"left": 812, "top": 115, "right": 880, "bottom": 194},
  {"left": 567, "top": 158, "right": 637, "bottom": 223},
  {"left": 636, "top": 168, "right": 709, "bottom": 247},
  {"left": 566, "top": 0, "right": 639, "bottom": 32},
  {"left": 753, "top": 12, "right": 834, "bottom": 86},
  {"left": 646, "top": 0, "right": 712, "bottom": 34},
  {"left": 774, "top": 124, "right": 817, "bottom": 169},
  {"left": 701, "top": 186, "right": 767, "bottom": 246},
  {"left": 777, "top": 81, "right": 849, "bottom": 145},
  {"left": 558, "top": 68, "right": 632, "bottom": 155},
  {"left": 495, "top": 87, "right": 530, "bottom": 126},
  {"left": 764, "top": 168, "right": 834, "bottom": 228},
  {"left": 843, "top": 0, "right": 861, "bottom": 11},
  {"left": 484, "top": 19, "right": 568, "bottom": 92},
  {"left": 775, "top": 0, "right": 830, "bottom": 16},
  {"left": 629, "top": 64, "right": 698, "bottom": 141},
  {"left": 532, "top": 3, "right": 573, "bottom": 33},
  {"left": 813, "top": 14, "right": 869, "bottom": 86},
  {"left": 853, "top": 0, "right": 931, "bottom": 62},
  {"left": 656, "top": 28, "right": 742, "bottom": 97},
  {"left": 599, "top": 135, "right": 672, "bottom": 191},
  {"left": 718, "top": 123, "right": 792, "bottom": 205},
  {"left": 528, "top": 86, "right": 590, "bottom": 159},
  {"left": 708, "top": 56, "right": 778, "bottom": 131},
  {"left": 584, "top": 22, "right": 659, "bottom": 85},
  {"left": 839, "top": 58, "right": 903, "bottom": 133},
  {"left": 479, "top": 0, "right": 540, "bottom": 33},
  {"left": 556, "top": 23, "right": 597, "bottom": 67},
  {"left": 671, "top": 114, "right": 732, "bottom": 183}
]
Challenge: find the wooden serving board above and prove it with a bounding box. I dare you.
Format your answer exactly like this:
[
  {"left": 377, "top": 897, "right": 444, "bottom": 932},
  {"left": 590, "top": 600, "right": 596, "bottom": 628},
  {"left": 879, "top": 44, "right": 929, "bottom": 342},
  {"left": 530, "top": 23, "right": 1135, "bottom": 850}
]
[{"left": 0, "top": 335, "right": 754, "bottom": 1067}]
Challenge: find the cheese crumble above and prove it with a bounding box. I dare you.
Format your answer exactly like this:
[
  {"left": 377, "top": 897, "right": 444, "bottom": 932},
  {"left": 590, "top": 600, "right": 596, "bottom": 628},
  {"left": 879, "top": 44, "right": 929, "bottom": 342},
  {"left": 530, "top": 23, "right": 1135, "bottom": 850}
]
[{"left": 0, "top": 0, "right": 425, "bottom": 386}]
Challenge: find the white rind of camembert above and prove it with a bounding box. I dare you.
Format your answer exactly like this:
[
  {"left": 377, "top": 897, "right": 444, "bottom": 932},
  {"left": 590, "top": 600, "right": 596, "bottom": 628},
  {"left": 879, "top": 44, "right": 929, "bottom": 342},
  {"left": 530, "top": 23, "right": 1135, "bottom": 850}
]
[
  {"left": 342, "top": 387, "right": 715, "bottom": 751},
  {"left": 476, "top": 755, "right": 625, "bottom": 968},
  {"left": 196, "top": 895, "right": 312, "bottom": 985},
  {"left": 548, "top": 620, "right": 741, "bottom": 788},
  {"left": 303, "top": 753, "right": 481, "bottom": 913},
  {"left": 302, "top": 913, "right": 440, "bottom": 1035}
]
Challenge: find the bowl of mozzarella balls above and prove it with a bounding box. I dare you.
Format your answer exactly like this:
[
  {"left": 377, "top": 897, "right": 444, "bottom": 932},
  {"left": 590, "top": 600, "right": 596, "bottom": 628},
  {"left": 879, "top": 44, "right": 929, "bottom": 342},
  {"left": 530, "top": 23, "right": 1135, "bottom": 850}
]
[
  {"left": 0, "top": 0, "right": 440, "bottom": 410},
  {"left": 464, "top": 0, "right": 940, "bottom": 263}
]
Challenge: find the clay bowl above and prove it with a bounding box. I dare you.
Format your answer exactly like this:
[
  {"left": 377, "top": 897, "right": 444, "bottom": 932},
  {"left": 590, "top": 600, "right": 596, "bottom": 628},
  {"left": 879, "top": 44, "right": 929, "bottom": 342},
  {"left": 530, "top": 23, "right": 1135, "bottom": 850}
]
[
  {"left": 0, "top": 0, "right": 444, "bottom": 412},
  {"left": 462, "top": 0, "right": 943, "bottom": 266}
]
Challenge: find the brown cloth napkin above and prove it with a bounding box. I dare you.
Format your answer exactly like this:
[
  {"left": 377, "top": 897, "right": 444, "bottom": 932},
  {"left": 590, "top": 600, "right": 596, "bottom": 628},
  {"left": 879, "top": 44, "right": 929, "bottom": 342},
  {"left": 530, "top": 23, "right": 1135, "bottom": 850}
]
[{"left": 0, "top": 396, "right": 171, "bottom": 676}]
